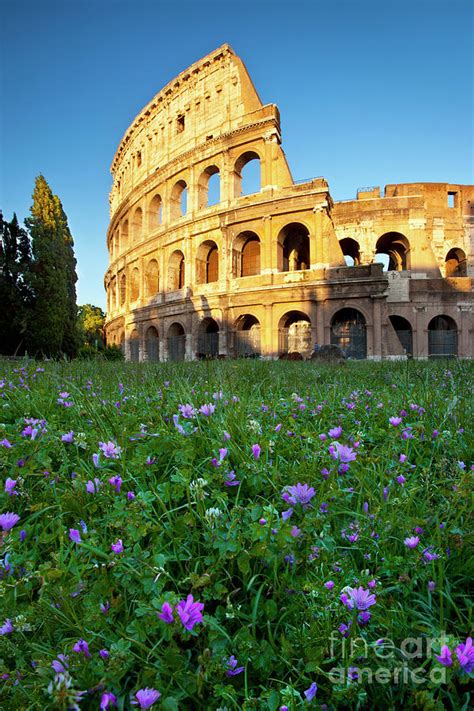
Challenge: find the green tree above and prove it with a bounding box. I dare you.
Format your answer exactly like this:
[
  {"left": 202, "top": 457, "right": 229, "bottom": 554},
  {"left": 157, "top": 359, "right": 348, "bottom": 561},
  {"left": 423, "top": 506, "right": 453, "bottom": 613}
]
[
  {"left": 25, "top": 175, "right": 79, "bottom": 357},
  {"left": 0, "top": 212, "right": 33, "bottom": 354},
  {"left": 78, "top": 304, "right": 105, "bottom": 348}
]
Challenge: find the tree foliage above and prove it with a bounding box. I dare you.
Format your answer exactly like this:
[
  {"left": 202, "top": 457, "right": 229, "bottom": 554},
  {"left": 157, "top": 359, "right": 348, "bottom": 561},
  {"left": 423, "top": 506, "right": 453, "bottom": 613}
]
[{"left": 78, "top": 304, "right": 105, "bottom": 347}]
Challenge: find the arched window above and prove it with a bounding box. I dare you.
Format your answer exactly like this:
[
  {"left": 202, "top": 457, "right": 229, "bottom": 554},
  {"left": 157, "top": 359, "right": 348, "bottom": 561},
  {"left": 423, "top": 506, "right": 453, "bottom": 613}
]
[
  {"left": 196, "top": 241, "right": 219, "bottom": 284},
  {"left": 197, "top": 318, "right": 219, "bottom": 358},
  {"left": 145, "top": 326, "right": 159, "bottom": 362},
  {"left": 278, "top": 311, "right": 312, "bottom": 358},
  {"left": 132, "top": 208, "right": 143, "bottom": 242},
  {"left": 232, "top": 232, "right": 261, "bottom": 277},
  {"left": 129, "top": 329, "right": 139, "bottom": 362},
  {"left": 171, "top": 180, "right": 187, "bottom": 220},
  {"left": 121, "top": 220, "right": 129, "bottom": 252},
  {"left": 375, "top": 233, "right": 410, "bottom": 271},
  {"left": 279, "top": 223, "right": 310, "bottom": 272},
  {"left": 198, "top": 166, "right": 220, "bottom": 208},
  {"left": 149, "top": 195, "right": 163, "bottom": 230},
  {"left": 331, "top": 308, "right": 367, "bottom": 359},
  {"left": 389, "top": 315, "right": 413, "bottom": 356},
  {"left": 167, "top": 322, "right": 185, "bottom": 361},
  {"left": 130, "top": 267, "right": 140, "bottom": 302},
  {"left": 428, "top": 315, "right": 458, "bottom": 358},
  {"left": 169, "top": 250, "right": 185, "bottom": 290},
  {"left": 234, "top": 315, "right": 261, "bottom": 357},
  {"left": 234, "top": 151, "right": 260, "bottom": 197},
  {"left": 120, "top": 273, "right": 126, "bottom": 306},
  {"left": 339, "top": 238, "right": 361, "bottom": 266},
  {"left": 145, "top": 259, "right": 159, "bottom": 297},
  {"left": 445, "top": 248, "right": 467, "bottom": 277}
]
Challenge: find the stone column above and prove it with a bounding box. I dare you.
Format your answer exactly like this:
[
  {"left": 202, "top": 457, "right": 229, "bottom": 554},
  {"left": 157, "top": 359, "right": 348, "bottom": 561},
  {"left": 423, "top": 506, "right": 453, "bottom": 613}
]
[
  {"left": 414, "top": 307, "right": 428, "bottom": 358},
  {"left": 263, "top": 303, "right": 274, "bottom": 358},
  {"left": 262, "top": 215, "right": 273, "bottom": 274},
  {"left": 371, "top": 295, "right": 383, "bottom": 359}
]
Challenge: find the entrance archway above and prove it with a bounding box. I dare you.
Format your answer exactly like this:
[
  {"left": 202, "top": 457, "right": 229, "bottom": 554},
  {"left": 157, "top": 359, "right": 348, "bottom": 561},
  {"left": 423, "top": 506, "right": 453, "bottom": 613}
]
[{"left": 331, "top": 308, "right": 367, "bottom": 359}]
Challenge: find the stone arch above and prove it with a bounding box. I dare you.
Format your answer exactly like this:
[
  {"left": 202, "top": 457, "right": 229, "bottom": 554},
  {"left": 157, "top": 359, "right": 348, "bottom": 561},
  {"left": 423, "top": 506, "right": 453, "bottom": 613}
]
[
  {"left": 339, "top": 238, "right": 361, "bottom": 266},
  {"left": 145, "top": 325, "right": 159, "bottom": 362},
  {"left": 331, "top": 308, "right": 367, "bottom": 359},
  {"left": 170, "top": 179, "right": 187, "bottom": 220},
  {"left": 232, "top": 231, "right": 261, "bottom": 277},
  {"left": 278, "top": 223, "right": 310, "bottom": 272},
  {"left": 145, "top": 258, "right": 159, "bottom": 297},
  {"left": 234, "top": 314, "right": 261, "bottom": 357},
  {"left": 169, "top": 250, "right": 185, "bottom": 290},
  {"left": 130, "top": 266, "right": 140, "bottom": 302},
  {"left": 375, "top": 232, "right": 410, "bottom": 271},
  {"left": 198, "top": 165, "right": 220, "bottom": 208},
  {"left": 121, "top": 219, "right": 129, "bottom": 252},
  {"left": 167, "top": 322, "right": 186, "bottom": 361},
  {"left": 197, "top": 317, "right": 219, "bottom": 358},
  {"left": 389, "top": 315, "right": 413, "bottom": 356},
  {"left": 149, "top": 194, "right": 163, "bottom": 230},
  {"left": 129, "top": 328, "right": 139, "bottom": 362},
  {"left": 196, "top": 240, "right": 219, "bottom": 284},
  {"left": 234, "top": 151, "right": 261, "bottom": 197},
  {"left": 445, "top": 248, "right": 467, "bottom": 277},
  {"left": 428, "top": 315, "right": 458, "bottom": 357},
  {"left": 278, "top": 310, "right": 312, "bottom": 357},
  {"left": 132, "top": 207, "right": 143, "bottom": 242},
  {"left": 119, "top": 273, "right": 126, "bottom": 306}
]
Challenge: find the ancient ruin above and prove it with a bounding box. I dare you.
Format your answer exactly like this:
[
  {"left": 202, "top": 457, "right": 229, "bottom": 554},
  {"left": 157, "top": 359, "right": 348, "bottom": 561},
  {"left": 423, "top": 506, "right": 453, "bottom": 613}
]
[{"left": 104, "top": 44, "right": 473, "bottom": 360}]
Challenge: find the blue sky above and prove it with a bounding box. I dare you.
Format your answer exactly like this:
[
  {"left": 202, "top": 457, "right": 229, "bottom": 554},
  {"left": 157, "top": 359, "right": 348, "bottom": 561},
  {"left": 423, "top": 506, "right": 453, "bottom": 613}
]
[{"left": 1, "top": 0, "right": 472, "bottom": 309}]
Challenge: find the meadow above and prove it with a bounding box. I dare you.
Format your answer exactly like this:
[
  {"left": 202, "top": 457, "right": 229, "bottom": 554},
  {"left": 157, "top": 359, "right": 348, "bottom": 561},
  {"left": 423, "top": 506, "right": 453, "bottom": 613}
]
[{"left": 0, "top": 358, "right": 472, "bottom": 710}]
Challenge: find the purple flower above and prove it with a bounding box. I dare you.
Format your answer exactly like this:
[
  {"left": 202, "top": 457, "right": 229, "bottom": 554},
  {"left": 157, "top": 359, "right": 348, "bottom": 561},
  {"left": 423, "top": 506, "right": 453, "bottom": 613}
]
[
  {"left": 339, "top": 621, "right": 351, "bottom": 637},
  {"left": 223, "top": 431, "right": 231, "bottom": 441},
  {"left": 69, "top": 528, "right": 81, "bottom": 543},
  {"left": 428, "top": 581, "right": 436, "bottom": 591},
  {"left": 100, "top": 692, "right": 117, "bottom": 709},
  {"left": 224, "top": 470, "right": 240, "bottom": 487},
  {"left": 225, "top": 655, "right": 245, "bottom": 676},
  {"left": 290, "top": 525, "right": 301, "bottom": 538},
  {"left": 100, "top": 601, "right": 110, "bottom": 614},
  {"left": 328, "top": 426, "right": 342, "bottom": 439},
  {"left": 396, "top": 474, "right": 406, "bottom": 485},
  {"left": 99, "top": 440, "right": 121, "bottom": 459},
  {"left": 343, "top": 586, "right": 377, "bottom": 611},
  {"left": 133, "top": 688, "right": 161, "bottom": 708},
  {"left": 404, "top": 536, "right": 420, "bottom": 549},
  {"left": 108, "top": 476, "right": 122, "bottom": 493},
  {"left": 178, "top": 403, "right": 195, "bottom": 418},
  {"left": 51, "top": 654, "right": 69, "bottom": 673},
  {"left": 127, "top": 491, "right": 135, "bottom": 500},
  {"left": 4, "top": 478, "right": 17, "bottom": 496},
  {"left": 0, "top": 439, "right": 12, "bottom": 448},
  {"left": 304, "top": 682, "right": 318, "bottom": 701},
  {"left": 389, "top": 417, "right": 402, "bottom": 426},
  {"left": 0, "top": 512, "right": 20, "bottom": 531},
  {"left": 422, "top": 547, "right": 439, "bottom": 562},
  {"left": 61, "top": 431, "right": 75, "bottom": 443},
  {"left": 111, "top": 539, "right": 124, "bottom": 554},
  {"left": 176, "top": 594, "right": 204, "bottom": 631},
  {"left": 435, "top": 645, "right": 453, "bottom": 667},
  {"left": 72, "top": 638, "right": 90, "bottom": 657},
  {"left": 158, "top": 601, "right": 174, "bottom": 624},
  {"left": 282, "top": 508, "right": 294, "bottom": 521},
  {"left": 199, "top": 403, "right": 215, "bottom": 416},
  {"left": 455, "top": 637, "right": 474, "bottom": 673},
  {"left": 358, "top": 611, "right": 371, "bottom": 625},
  {"left": 251, "top": 443, "right": 261, "bottom": 460},
  {"left": 20, "top": 529, "right": 26, "bottom": 541},
  {"left": 99, "top": 649, "right": 110, "bottom": 659},
  {"left": 282, "top": 482, "right": 315, "bottom": 507},
  {"left": 92, "top": 453, "right": 100, "bottom": 468},
  {"left": 330, "top": 442, "right": 357, "bottom": 464},
  {"left": 0, "top": 619, "right": 13, "bottom": 635},
  {"left": 324, "top": 580, "right": 335, "bottom": 590}
]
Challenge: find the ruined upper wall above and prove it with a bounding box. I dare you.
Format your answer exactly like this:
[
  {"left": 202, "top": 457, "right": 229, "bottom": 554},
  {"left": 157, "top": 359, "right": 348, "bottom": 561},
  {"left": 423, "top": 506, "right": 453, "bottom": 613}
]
[{"left": 109, "top": 44, "right": 282, "bottom": 212}]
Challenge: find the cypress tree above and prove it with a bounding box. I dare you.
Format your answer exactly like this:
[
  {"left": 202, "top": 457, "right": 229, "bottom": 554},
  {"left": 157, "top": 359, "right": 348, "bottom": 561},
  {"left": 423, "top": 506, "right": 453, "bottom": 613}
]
[
  {"left": 25, "top": 176, "right": 69, "bottom": 357},
  {"left": 55, "top": 196, "right": 80, "bottom": 357}
]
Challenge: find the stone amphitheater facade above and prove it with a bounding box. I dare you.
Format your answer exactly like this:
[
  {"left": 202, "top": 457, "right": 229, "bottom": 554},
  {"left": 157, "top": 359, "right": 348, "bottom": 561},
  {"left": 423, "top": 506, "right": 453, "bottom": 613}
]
[{"left": 104, "top": 44, "right": 473, "bottom": 360}]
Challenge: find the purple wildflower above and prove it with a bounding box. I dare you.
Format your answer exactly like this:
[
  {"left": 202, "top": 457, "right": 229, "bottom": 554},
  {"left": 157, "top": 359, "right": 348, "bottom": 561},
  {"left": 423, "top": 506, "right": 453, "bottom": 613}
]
[
  {"left": 69, "top": 528, "right": 81, "bottom": 543},
  {"left": 328, "top": 426, "right": 342, "bottom": 439},
  {"left": 51, "top": 654, "right": 69, "bottom": 673},
  {"left": 4, "top": 478, "right": 17, "bottom": 496},
  {"left": 127, "top": 491, "right": 135, "bottom": 500},
  {"left": 290, "top": 525, "right": 301, "bottom": 538},
  {"left": 358, "top": 611, "right": 371, "bottom": 625},
  {"left": 111, "top": 539, "right": 124, "bottom": 554},
  {"left": 61, "top": 431, "right": 75, "bottom": 443},
  {"left": 455, "top": 637, "right": 474, "bottom": 673},
  {"left": 330, "top": 442, "right": 357, "bottom": 464},
  {"left": 72, "top": 638, "right": 90, "bottom": 657},
  {"left": 435, "top": 645, "right": 453, "bottom": 667},
  {"left": 304, "top": 682, "right": 318, "bottom": 701},
  {"left": 282, "top": 482, "right": 315, "bottom": 507},
  {"left": 251, "top": 443, "right": 261, "bottom": 460},
  {"left": 282, "top": 508, "right": 294, "bottom": 521},
  {"left": 108, "top": 476, "right": 122, "bottom": 493},
  {"left": 0, "top": 512, "right": 20, "bottom": 531},
  {"left": 176, "top": 594, "right": 204, "bottom": 631},
  {"left": 199, "top": 403, "right": 215, "bottom": 416},
  {"left": 100, "top": 601, "right": 110, "bottom": 614},
  {"left": 178, "top": 403, "right": 195, "bottom": 418},
  {"left": 428, "top": 581, "right": 436, "bottom": 591},
  {"left": 0, "top": 439, "right": 12, "bottom": 448},
  {"left": 396, "top": 474, "right": 406, "bottom": 485},
  {"left": 99, "top": 441, "right": 121, "bottom": 459},
  {"left": 404, "top": 536, "right": 420, "bottom": 549},
  {"left": 99, "top": 649, "right": 110, "bottom": 659},
  {"left": 92, "top": 453, "right": 100, "bottom": 468},
  {"left": 324, "top": 581, "right": 335, "bottom": 590},
  {"left": 389, "top": 417, "right": 402, "bottom": 426},
  {"left": 0, "top": 619, "right": 13, "bottom": 635},
  {"left": 100, "top": 692, "right": 117, "bottom": 709},
  {"left": 158, "top": 601, "right": 174, "bottom": 624},
  {"left": 133, "top": 688, "right": 161, "bottom": 708},
  {"left": 422, "top": 547, "right": 440, "bottom": 562},
  {"left": 20, "top": 529, "right": 26, "bottom": 541},
  {"left": 224, "top": 470, "right": 240, "bottom": 486},
  {"left": 343, "top": 586, "right": 377, "bottom": 611},
  {"left": 225, "top": 655, "right": 245, "bottom": 676},
  {"left": 339, "top": 621, "right": 351, "bottom": 637}
]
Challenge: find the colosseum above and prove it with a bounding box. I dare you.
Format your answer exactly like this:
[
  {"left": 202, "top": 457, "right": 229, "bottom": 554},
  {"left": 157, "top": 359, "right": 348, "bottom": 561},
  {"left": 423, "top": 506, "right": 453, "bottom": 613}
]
[{"left": 104, "top": 44, "right": 473, "bottom": 360}]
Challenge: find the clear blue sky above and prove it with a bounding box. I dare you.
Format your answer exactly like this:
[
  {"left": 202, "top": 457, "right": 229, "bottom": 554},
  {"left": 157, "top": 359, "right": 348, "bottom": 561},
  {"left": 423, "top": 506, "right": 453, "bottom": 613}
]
[{"left": 1, "top": 0, "right": 472, "bottom": 310}]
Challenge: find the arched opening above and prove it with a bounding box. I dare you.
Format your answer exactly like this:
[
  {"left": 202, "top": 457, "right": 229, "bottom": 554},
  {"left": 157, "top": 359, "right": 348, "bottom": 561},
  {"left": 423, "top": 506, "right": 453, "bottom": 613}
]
[
  {"left": 109, "top": 276, "right": 117, "bottom": 313},
  {"left": 196, "top": 241, "right": 219, "bottom": 284},
  {"left": 132, "top": 208, "right": 143, "bottom": 242},
  {"left": 145, "top": 326, "right": 159, "bottom": 362},
  {"left": 234, "top": 315, "right": 261, "bottom": 357},
  {"left": 167, "top": 322, "right": 185, "bottom": 361},
  {"left": 170, "top": 180, "right": 187, "bottom": 220},
  {"left": 234, "top": 151, "right": 260, "bottom": 197},
  {"left": 197, "top": 317, "right": 219, "bottom": 359},
  {"left": 169, "top": 250, "right": 185, "bottom": 291},
  {"left": 375, "top": 232, "right": 410, "bottom": 271},
  {"left": 279, "top": 223, "right": 310, "bottom": 272},
  {"left": 121, "top": 220, "right": 129, "bottom": 252},
  {"left": 120, "top": 273, "right": 126, "bottom": 306},
  {"left": 198, "top": 166, "right": 220, "bottom": 208},
  {"left": 389, "top": 315, "right": 413, "bottom": 356},
  {"left": 428, "top": 315, "right": 458, "bottom": 358},
  {"left": 130, "top": 267, "right": 140, "bottom": 302},
  {"left": 232, "top": 232, "right": 261, "bottom": 277},
  {"left": 129, "top": 329, "right": 139, "bottom": 362},
  {"left": 445, "top": 248, "right": 467, "bottom": 277},
  {"left": 278, "top": 311, "right": 312, "bottom": 358},
  {"left": 149, "top": 195, "right": 163, "bottom": 230},
  {"left": 331, "top": 308, "right": 367, "bottom": 359},
  {"left": 339, "top": 238, "right": 361, "bottom": 266},
  {"left": 145, "top": 259, "right": 159, "bottom": 297}
]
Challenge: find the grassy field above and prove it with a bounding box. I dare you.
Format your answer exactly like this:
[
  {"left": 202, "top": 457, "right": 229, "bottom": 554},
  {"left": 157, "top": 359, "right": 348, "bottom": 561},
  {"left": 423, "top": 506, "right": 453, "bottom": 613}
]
[{"left": 0, "top": 358, "right": 472, "bottom": 710}]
